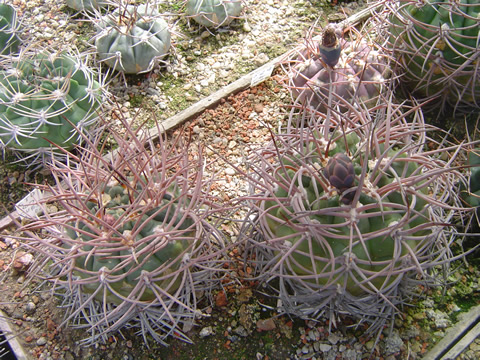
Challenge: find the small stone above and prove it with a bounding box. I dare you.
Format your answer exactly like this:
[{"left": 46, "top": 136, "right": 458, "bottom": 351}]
[
  {"left": 319, "top": 343, "right": 332, "bottom": 352},
  {"left": 256, "top": 318, "right": 276, "bottom": 331},
  {"left": 25, "top": 302, "right": 36, "bottom": 314},
  {"left": 199, "top": 326, "right": 214, "bottom": 338},
  {"left": 327, "top": 333, "right": 340, "bottom": 345},
  {"left": 36, "top": 337, "right": 47, "bottom": 346},
  {"left": 225, "top": 167, "right": 235, "bottom": 176},
  {"left": 243, "top": 22, "right": 251, "bottom": 32}
]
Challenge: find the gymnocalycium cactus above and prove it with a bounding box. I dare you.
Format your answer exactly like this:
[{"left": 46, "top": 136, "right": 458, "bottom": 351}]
[
  {"left": 94, "top": 2, "right": 171, "bottom": 74},
  {"left": 18, "top": 113, "right": 226, "bottom": 346},
  {"left": 0, "top": 3, "right": 21, "bottom": 55},
  {"left": 379, "top": 0, "right": 480, "bottom": 113},
  {"left": 241, "top": 99, "right": 469, "bottom": 333},
  {"left": 0, "top": 50, "right": 103, "bottom": 165},
  {"left": 283, "top": 23, "right": 392, "bottom": 113},
  {"left": 185, "top": 0, "right": 243, "bottom": 28},
  {"left": 66, "top": 0, "right": 106, "bottom": 12}
]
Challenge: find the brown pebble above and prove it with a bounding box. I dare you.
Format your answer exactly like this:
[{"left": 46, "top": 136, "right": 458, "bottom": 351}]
[{"left": 257, "top": 318, "right": 276, "bottom": 331}]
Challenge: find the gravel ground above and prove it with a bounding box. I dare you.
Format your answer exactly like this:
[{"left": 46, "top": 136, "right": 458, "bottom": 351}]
[{"left": 1, "top": 1, "right": 480, "bottom": 359}]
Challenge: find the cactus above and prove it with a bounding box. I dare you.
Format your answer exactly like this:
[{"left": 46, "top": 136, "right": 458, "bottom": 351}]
[
  {"left": 283, "top": 23, "right": 392, "bottom": 113},
  {"left": 379, "top": 0, "right": 480, "bottom": 113},
  {"left": 0, "top": 3, "right": 21, "bottom": 55},
  {"left": 241, "top": 99, "right": 469, "bottom": 333},
  {"left": 18, "top": 114, "right": 226, "bottom": 346},
  {"left": 0, "top": 50, "right": 103, "bottom": 165},
  {"left": 185, "top": 0, "right": 243, "bottom": 28},
  {"left": 94, "top": 3, "right": 171, "bottom": 74},
  {"left": 66, "top": 0, "right": 106, "bottom": 12}
]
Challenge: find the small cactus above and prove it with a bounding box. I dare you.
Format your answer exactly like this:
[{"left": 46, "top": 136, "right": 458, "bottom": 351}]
[
  {"left": 185, "top": 0, "right": 243, "bottom": 28},
  {"left": 18, "top": 113, "right": 226, "bottom": 346},
  {"left": 0, "top": 49, "right": 103, "bottom": 165},
  {"left": 283, "top": 23, "right": 392, "bottom": 113},
  {"left": 94, "top": 3, "right": 171, "bottom": 74},
  {"left": 0, "top": 3, "right": 21, "bottom": 55},
  {"left": 66, "top": 0, "right": 106, "bottom": 12}
]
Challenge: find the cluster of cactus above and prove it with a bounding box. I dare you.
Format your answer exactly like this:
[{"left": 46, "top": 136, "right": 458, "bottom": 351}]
[
  {"left": 93, "top": 2, "right": 171, "bottom": 74},
  {"left": 282, "top": 23, "right": 392, "bottom": 113},
  {"left": 0, "top": 50, "right": 103, "bottom": 165},
  {"left": 185, "top": 0, "right": 243, "bottom": 28},
  {"left": 19, "top": 115, "right": 226, "bottom": 345},
  {"left": 241, "top": 100, "right": 468, "bottom": 332},
  {"left": 377, "top": 0, "right": 480, "bottom": 113},
  {"left": 0, "top": 2, "right": 21, "bottom": 55}
]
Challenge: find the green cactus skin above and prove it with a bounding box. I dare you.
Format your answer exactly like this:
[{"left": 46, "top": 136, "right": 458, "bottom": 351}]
[
  {"left": 66, "top": 0, "right": 106, "bottom": 12},
  {"left": 0, "top": 3, "right": 21, "bottom": 55},
  {"left": 0, "top": 52, "right": 102, "bottom": 162},
  {"left": 461, "top": 149, "right": 480, "bottom": 208},
  {"left": 287, "top": 25, "right": 391, "bottom": 113},
  {"left": 95, "top": 4, "right": 171, "bottom": 74},
  {"left": 185, "top": 0, "right": 243, "bottom": 28},
  {"left": 67, "top": 180, "right": 195, "bottom": 304},
  {"left": 386, "top": 0, "right": 480, "bottom": 112}
]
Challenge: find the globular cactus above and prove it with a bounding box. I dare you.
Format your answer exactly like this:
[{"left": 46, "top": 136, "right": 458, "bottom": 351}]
[
  {"left": 94, "top": 3, "right": 171, "bottom": 74},
  {"left": 0, "top": 50, "right": 103, "bottom": 165},
  {"left": 283, "top": 23, "right": 392, "bottom": 114},
  {"left": 241, "top": 99, "right": 469, "bottom": 333},
  {"left": 66, "top": 0, "right": 106, "bottom": 12},
  {"left": 18, "top": 114, "right": 226, "bottom": 346},
  {"left": 0, "top": 3, "right": 21, "bottom": 55},
  {"left": 378, "top": 0, "right": 480, "bottom": 114},
  {"left": 185, "top": 0, "right": 243, "bottom": 28}
]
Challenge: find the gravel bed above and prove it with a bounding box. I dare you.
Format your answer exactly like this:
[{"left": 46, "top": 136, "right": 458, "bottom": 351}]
[{"left": 1, "top": 1, "right": 479, "bottom": 359}]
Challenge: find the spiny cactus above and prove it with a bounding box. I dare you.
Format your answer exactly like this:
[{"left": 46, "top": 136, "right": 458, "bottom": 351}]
[
  {"left": 377, "top": 0, "right": 480, "bottom": 114},
  {"left": 185, "top": 0, "right": 243, "bottom": 28},
  {"left": 241, "top": 98, "right": 469, "bottom": 334},
  {"left": 282, "top": 23, "right": 392, "bottom": 114},
  {"left": 0, "top": 2, "right": 21, "bottom": 55},
  {"left": 93, "top": 2, "right": 171, "bottom": 74},
  {"left": 0, "top": 49, "right": 103, "bottom": 165},
  {"left": 18, "top": 113, "right": 226, "bottom": 346}
]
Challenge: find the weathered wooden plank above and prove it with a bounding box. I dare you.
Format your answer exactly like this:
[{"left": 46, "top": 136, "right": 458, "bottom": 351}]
[{"left": 422, "top": 305, "right": 480, "bottom": 360}]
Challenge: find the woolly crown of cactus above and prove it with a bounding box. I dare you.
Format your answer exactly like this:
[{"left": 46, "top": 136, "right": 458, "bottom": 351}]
[
  {"left": 18, "top": 113, "right": 226, "bottom": 346},
  {"left": 93, "top": 2, "right": 171, "bottom": 74},
  {"left": 376, "top": 0, "right": 480, "bottom": 114},
  {"left": 241, "top": 97, "right": 469, "bottom": 334},
  {"left": 282, "top": 22, "right": 393, "bottom": 114},
  {"left": 0, "top": 49, "right": 103, "bottom": 165}
]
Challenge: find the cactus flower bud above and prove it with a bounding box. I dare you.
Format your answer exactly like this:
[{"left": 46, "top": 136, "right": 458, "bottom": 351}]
[
  {"left": 318, "top": 25, "right": 341, "bottom": 68},
  {"left": 324, "top": 153, "right": 355, "bottom": 203}
]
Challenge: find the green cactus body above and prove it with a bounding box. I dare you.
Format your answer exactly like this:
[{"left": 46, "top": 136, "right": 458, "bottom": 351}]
[
  {"left": 259, "top": 130, "right": 432, "bottom": 296},
  {"left": 288, "top": 28, "right": 391, "bottom": 113},
  {"left": 0, "top": 3, "right": 21, "bottom": 55},
  {"left": 0, "top": 52, "right": 102, "bottom": 161},
  {"left": 95, "top": 4, "right": 171, "bottom": 74},
  {"left": 66, "top": 180, "right": 196, "bottom": 304},
  {"left": 66, "top": 0, "right": 106, "bottom": 11},
  {"left": 185, "top": 0, "right": 243, "bottom": 28},
  {"left": 387, "top": 0, "right": 480, "bottom": 111}
]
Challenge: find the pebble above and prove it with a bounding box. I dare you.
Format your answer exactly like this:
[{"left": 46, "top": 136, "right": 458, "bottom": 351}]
[
  {"left": 199, "top": 326, "right": 214, "bottom": 338},
  {"left": 36, "top": 337, "right": 47, "bottom": 346}
]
